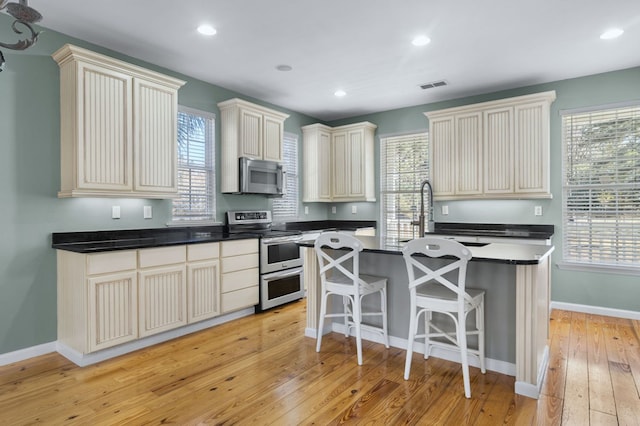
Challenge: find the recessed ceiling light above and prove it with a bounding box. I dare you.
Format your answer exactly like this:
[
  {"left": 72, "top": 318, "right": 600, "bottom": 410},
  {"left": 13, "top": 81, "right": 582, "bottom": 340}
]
[
  {"left": 412, "top": 35, "right": 431, "bottom": 46},
  {"left": 334, "top": 90, "right": 346, "bottom": 97},
  {"left": 276, "top": 64, "right": 292, "bottom": 72},
  {"left": 600, "top": 28, "right": 624, "bottom": 40},
  {"left": 197, "top": 24, "right": 217, "bottom": 36}
]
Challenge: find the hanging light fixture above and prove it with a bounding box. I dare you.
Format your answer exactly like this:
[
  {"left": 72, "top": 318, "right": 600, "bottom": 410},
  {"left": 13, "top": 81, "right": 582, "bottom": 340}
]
[{"left": 0, "top": 0, "right": 43, "bottom": 72}]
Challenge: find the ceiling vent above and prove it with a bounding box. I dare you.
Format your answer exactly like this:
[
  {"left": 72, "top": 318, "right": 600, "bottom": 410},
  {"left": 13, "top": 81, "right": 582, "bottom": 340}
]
[{"left": 420, "top": 80, "right": 448, "bottom": 90}]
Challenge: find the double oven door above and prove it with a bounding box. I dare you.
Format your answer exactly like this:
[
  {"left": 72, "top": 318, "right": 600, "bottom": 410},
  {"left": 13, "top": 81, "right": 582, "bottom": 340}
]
[{"left": 259, "top": 236, "right": 304, "bottom": 310}]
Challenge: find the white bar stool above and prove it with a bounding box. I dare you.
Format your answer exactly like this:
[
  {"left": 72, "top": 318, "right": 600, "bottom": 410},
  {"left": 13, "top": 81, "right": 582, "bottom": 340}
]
[
  {"left": 402, "top": 237, "right": 486, "bottom": 398},
  {"left": 314, "top": 232, "right": 389, "bottom": 365}
]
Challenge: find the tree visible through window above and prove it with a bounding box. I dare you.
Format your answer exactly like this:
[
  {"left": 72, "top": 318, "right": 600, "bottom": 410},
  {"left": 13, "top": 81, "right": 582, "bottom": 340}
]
[
  {"left": 562, "top": 104, "right": 640, "bottom": 268},
  {"left": 172, "top": 106, "right": 216, "bottom": 222},
  {"left": 380, "top": 132, "right": 429, "bottom": 242}
]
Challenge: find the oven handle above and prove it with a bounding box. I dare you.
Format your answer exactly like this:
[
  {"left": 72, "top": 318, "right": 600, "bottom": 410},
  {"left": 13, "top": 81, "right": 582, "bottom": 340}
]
[{"left": 261, "top": 267, "right": 303, "bottom": 281}]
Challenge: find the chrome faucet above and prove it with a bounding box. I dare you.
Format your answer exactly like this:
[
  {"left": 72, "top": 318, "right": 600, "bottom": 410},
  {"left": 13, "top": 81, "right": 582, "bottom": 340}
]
[{"left": 412, "top": 179, "right": 435, "bottom": 236}]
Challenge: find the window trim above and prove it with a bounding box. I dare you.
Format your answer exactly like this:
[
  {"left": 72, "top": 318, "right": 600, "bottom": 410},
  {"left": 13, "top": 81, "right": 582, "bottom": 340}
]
[
  {"left": 379, "top": 131, "right": 429, "bottom": 242},
  {"left": 170, "top": 105, "right": 218, "bottom": 225},
  {"left": 560, "top": 102, "right": 640, "bottom": 273},
  {"left": 272, "top": 132, "right": 299, "bottom": 222}
]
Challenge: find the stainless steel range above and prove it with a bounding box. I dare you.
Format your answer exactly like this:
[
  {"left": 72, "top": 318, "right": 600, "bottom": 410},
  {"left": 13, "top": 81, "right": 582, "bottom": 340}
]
[{"left": 226, "top": 211, "right": 304, "bottom": 311}]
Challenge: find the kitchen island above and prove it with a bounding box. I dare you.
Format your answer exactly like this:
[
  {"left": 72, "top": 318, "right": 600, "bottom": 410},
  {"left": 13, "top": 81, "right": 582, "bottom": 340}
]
[{"left": 300, "top": 236, "right": 554, "bottom": 399}]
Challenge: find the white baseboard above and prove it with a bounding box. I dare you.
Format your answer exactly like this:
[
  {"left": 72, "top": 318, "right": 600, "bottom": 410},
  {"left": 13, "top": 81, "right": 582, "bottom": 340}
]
[
  {"left": 550, "top": 301, "right": 640, "bottom": 320},
  {"left": 0, "top": 342, "right": 57, "bottom": 367},
  {"left": 1, "top": 308, "right": 254, "bottom": 368},
  {"left": 330, "top": 323, "right": 516, "bottom": 378}
]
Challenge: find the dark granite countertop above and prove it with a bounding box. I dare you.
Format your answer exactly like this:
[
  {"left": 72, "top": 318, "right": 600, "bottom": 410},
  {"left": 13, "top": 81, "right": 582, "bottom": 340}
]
[
  {"left": 433, "top": 222, "right": 554, "bottom": 240},
  {"left": 51, "top": 220, "right": 377, "bottom": 254},
  {"left": 300, "top": 235, "right": 555, "bottom": 265}
]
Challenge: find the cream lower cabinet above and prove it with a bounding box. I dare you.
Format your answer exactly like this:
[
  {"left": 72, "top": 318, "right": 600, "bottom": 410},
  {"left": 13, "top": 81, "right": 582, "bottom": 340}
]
[
  {"left": 426, "top": 91, "right": 556, "bottom": 200},
  {"left": 138, "top": 246, "right": 187, "bottom": 338},
  {"left": 302, "top": 121, "right": 377, "bottom": 202},
  {"left": 187, "top": 243, "right": 221, "bottom": 323},
  {"left": 58, "top": 241, "right": 229, "bottom": 355},
  {"left": 58, "top": 250, "right": 139, "bottom": 354},
  {"left": 221, "top": 239, "right": 259, "bottom": 313}
]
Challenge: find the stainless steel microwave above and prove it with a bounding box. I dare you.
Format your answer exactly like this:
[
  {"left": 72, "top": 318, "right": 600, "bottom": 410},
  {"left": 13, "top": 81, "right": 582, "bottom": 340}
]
[{"left": 239, "top": 157, "right": 285, "bottom": 196}]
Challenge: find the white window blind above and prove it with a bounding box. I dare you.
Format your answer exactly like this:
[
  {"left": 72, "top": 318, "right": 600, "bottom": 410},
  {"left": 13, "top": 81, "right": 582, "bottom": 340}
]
[
  {"left": 380, "top": 132, "right": 429, "bottom": 242},
  {"left": 172, "top": 106, "right": 216, "bottom": 222},
  {"left": 562, "top": 104, "right": 640, "bottom": 268},
  {"left": 272, "top": 132, "right": 299, "bottom": 220}
]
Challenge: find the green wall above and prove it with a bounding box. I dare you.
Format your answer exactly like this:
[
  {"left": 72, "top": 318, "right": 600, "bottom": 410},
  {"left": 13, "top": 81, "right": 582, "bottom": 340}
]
[{"left": 1, "top": 13, "right": 638, "bottom": 356}]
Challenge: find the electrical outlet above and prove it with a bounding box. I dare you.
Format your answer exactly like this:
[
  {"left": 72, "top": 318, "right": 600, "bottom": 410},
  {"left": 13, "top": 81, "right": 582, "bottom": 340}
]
[
  {"left": 304, "top": 206, "right": 309, "bottom": 215},
  {"left": 351, "top": 205, "right": 357, "bottom": 214},
  {"left": 111, "top": 206, "right": 121, "bottom": 219},
  {"left": 442, "top": 205, "right": 449, "bottom": 215},
  {"left": 143, "top": 205, "right": 152, "bottom": 219},
  {"left": 534, "top": 206, "right": 543, "bottom": 216},
  {"left": 331, "top": 206, "right": 337, "bottom": 214}
]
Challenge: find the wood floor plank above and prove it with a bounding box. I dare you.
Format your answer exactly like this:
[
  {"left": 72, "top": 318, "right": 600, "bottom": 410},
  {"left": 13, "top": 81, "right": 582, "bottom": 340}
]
[
  {"left": 586, "top": 314, "right": 616, "bottom": 415},
  {"left": 536, "top": 393, "right": 563, "bottom": 426},
  {"left": 590, "top": 409, "right": 619, "bottom": 426},
  {"left": 561, "top": 312, "right": 590, "bottom": 426}
]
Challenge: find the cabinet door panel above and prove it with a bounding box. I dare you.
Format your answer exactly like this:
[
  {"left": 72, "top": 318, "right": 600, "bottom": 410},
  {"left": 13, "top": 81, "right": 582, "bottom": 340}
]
[
  {"left": 88, "top": 271, "right": 138, "bottom": 352},
  {"left": 222, "top": 268, "right": 259, "bottom": 293},
  {"left": 78, "top": 62, "right": 133, "bottom": 191},
  {"left": 484, "top": 107, "right": 514, "bottom": 194},
  {"left": 263, "top": 114, "right": 284, "bottom": 162},
  {"left": 430, "top": 117, "right": 455, "bottom": 197},
  {"left": 455, "top": 112, "right": 483, "bottom": 195},
  {"left": 515, "top": 102, "right": 549, "bottom": 193},
  {"left": 239, "top": 109, "right": 263, "bottom": 159},
  {"left": 347, "top": 130, "right": 365, "bottom": 198},
  {"left": 134, "top": 79, "right": 178, "bottom": 193},
  {"left": 138, "top": 265, "right": 187, "bottom": 337},
  {"left": 188, "top": 259, "right": 220, "bottom": 323},
  {"left": 332, "top": 132, "right": 349, "bottom": 198}
]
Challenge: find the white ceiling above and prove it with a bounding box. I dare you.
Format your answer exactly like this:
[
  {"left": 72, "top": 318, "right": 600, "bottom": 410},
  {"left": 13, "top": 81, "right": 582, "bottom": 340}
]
[{"left": 34, "top": 0, "right": 640, "bottom": 121}]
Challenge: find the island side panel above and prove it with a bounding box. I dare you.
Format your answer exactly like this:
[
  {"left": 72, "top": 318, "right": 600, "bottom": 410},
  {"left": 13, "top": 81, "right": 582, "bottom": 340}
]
[{"left": 515, "top": 256, "right": 551, "bottom": 398}]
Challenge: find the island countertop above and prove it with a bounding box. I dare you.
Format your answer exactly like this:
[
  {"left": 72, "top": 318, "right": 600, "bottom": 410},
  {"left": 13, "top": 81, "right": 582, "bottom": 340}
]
[{"left": 299, "top": 235, "right": 555, "bottom": 265}]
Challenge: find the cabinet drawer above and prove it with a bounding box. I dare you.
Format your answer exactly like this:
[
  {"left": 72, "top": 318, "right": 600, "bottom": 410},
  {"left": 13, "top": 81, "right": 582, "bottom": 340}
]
[
  {"left": 221, "top": 239, "right": 258, "bottom": 257},
  {"left": 188, "top": 242, "right": 220, "bottom": 261},
  {"left": 221, "top": 286, "right": 259, "bottom": 313},
  {"left": 139, "top": 246, "right": 186, "bottom": 268},
  {"left": 87, "top": 250, "right": 137, "bottom": 275},
  {"left": 221, "top": 268, "right": 258, "bottom": 293},
  {"left": 222, "top": 253, "right": 259, "bottom": 273}
]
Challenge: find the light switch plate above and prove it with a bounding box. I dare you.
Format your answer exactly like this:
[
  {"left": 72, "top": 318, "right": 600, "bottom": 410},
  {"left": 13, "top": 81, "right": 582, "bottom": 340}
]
[
  {"left": 144, "top": 205, "right": 152, "bottom": 219},
  {"left": 534, "top": 206, "right": 543, "bottom": 216},
  {"left": 331, "top": 206, "right": 336, "bottom": 214},
  {"left": 112, "top": 206, "right": 121, "bottom": 219},
  {"left": 304, "top": 206, "right": 309, "bottom": 215},
  {"left": 351, "top": 205, "right": 357, "bottom": 214},
  {"left": 442, "top": 205, "right": 449, "bottom": 215}
]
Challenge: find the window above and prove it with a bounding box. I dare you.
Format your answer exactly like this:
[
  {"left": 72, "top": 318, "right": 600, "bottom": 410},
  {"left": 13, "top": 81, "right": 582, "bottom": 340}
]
[
  {"left": 562, "top": 103, "right": 640, "bottom": 270},
  {"left": 272, "top": 132, "right": 299, "bottom": 221},
  {"left": 380, "top": 132, "right": 429, "bottom": 242},
  {"left": 172, "top": 106, "right": 216, "bottom": 222}
]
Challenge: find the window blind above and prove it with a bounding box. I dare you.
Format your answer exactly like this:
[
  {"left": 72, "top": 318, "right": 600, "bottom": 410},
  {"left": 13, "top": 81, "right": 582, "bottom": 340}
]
[
  {"left": 172, "top": 106, "right": 216, "bottom": 222},
  {"left": 562, "top": 104, "right": 640, "bottom": 267},
  {"left": 272, "top": 132, "right": 299, "bottom": 220},
  {"left": 380, "top": 132, "right": 429, "bottom": 242}
]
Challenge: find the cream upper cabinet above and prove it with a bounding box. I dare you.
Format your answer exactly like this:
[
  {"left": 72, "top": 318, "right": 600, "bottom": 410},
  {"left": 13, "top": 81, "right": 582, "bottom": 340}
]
[
  {"left": 425, "top": 91, "right": 556, "bottom": 200},
  {"left": 218, "top": 98, "right": 289, "bottom": 193},
  {"left": 302, "top": 124, "right": 332, "bottom": 202},
  {"left": 52, "top": 44, "right": 185, "bottom": 199},
  {"left": 302, "top": 121, "right": 377, "bottom": 202}
]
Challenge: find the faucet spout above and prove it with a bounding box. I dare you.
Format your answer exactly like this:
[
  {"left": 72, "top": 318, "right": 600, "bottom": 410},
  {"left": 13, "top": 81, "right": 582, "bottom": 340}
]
[{"left": 418, "top": 179, "right": 434, "bottom": 236}]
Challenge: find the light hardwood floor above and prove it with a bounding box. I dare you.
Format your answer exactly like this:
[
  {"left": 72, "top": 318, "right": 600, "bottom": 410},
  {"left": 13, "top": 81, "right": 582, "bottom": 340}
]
[{"left": 1, "top": 302, "right": 639, "bottom": 425}]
